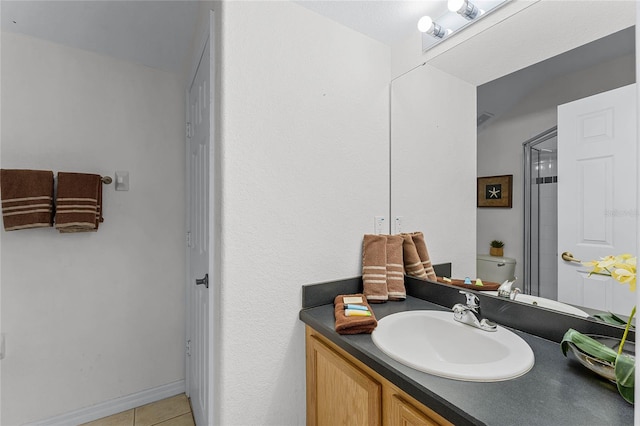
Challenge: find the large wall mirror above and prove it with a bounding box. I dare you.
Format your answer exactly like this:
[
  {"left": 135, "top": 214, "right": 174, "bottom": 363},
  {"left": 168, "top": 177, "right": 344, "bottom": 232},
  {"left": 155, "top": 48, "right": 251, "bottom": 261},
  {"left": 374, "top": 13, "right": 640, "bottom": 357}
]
[
  {"left": 478, "top": 26, "right": 635, "bottom": 318},
  {"left": 391, "top": 1, "right": 637, "bottom": 320}
]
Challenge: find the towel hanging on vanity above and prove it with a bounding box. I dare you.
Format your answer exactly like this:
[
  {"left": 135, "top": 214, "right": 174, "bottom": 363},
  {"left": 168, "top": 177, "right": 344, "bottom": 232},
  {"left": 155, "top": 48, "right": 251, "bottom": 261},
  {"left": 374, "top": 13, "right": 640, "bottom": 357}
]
[
  {"left": 401, "top": 233, "right": 428, "bottom": 279},
  {"left": 54, "top": 172, "right": 103, "bottom": 233},
  {"left": 0, "top": 169, "right": 54, "bottom": 231},
  {"left": 362, "top": 234, "right": 389, "bottom": 303},
  {"left": 410, "top": 232, "right": 437, "bottom": 281},
  {"left": 386, "top": 235, "right": 406, "bottom": 300}
]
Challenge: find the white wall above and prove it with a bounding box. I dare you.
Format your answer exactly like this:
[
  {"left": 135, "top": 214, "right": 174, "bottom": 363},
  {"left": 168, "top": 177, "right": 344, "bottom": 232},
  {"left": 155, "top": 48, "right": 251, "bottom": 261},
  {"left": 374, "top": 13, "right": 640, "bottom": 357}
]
[
  {"left": 218, "top": 2, "right": 390, "bottom": 424},
  {"left": 0, "top": 33, "right": 186, "bottom": 424},
  {"left": 391, "top": 64, "right": 476, "bottom": 277},
  {"left": 477, "top": 54, "right": 636, "bottom": 284}
]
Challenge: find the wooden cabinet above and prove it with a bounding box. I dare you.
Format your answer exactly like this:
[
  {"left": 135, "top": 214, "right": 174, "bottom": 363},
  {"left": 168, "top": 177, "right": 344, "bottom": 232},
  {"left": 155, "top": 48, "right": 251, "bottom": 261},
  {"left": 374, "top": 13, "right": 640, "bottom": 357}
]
[
  {"left": 305, "top": 326, "right": 452, "bottom": 426},
  {"left": 388, "top": 394, "right": 443, "bottom": 426},
  {"left": 306, "top": 332, "right": 381, "bottom": 426}
]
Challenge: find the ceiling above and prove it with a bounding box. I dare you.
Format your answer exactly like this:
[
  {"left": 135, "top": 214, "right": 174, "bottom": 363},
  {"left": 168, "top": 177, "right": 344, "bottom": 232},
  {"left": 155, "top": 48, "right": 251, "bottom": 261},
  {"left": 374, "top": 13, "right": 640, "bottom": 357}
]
[
  {"left": 477, "top": 25, "right": 636, "bottom": 129},
  {"left": 1, "top": 0, "right": 635, "bottom": 125},
  {"left": 1, "top": 0, "right": 202, "bottom": 75},
  {"left": 0, "top": 0, "right": 442, "bottom": 75}
]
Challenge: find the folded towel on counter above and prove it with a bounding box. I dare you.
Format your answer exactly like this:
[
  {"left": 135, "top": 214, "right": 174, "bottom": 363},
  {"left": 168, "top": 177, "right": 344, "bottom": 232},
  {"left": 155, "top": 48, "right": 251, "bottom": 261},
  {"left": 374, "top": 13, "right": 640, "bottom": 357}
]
[
  {"left": 54, "top": 172, "right": 103, "bottom": 233},
  {"left": 401, "top": 233, "right": 427, "bottom": 279},
  {"left": 362, "top": 234, "right": 388, "bottom": 303},
  {"left": 334, "top": 294, "right": 377, "bottom": 335},
  {"left": 0, "top": 169, "right": 54, "bottom": 231},
  {"left": 411, "top": 232, "right": 437, "bottom": 281},
  {"left": 386, "top": 235, "right": 406, "bottom": 300}
]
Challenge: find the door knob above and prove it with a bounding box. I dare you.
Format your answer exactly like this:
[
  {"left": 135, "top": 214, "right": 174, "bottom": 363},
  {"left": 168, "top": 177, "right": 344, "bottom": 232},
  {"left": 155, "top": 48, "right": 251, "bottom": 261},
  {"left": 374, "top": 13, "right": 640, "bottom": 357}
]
[
  {"left": 195, "top": 273, "right": 209, "bottom": 288},
  {"left": 561, "top": 252, "right": 581, "bottom": 263}
]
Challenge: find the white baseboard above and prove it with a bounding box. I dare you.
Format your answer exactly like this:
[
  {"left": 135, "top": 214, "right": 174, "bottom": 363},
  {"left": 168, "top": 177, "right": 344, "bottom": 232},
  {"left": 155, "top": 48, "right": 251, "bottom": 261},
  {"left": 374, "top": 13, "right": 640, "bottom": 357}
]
[{"left": 26, "top": 380, "right": 186, "bottom": 426}]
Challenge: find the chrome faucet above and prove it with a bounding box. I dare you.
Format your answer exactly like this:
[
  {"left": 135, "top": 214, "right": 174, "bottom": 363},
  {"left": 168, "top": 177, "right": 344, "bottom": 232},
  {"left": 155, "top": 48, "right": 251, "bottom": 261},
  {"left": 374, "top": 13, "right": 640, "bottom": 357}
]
[
  {"left": 452, "top": 290, "right": 497, "bottom": 332},
  {"left": 497, "top": 278, "right": 521, "bottom": 300}
]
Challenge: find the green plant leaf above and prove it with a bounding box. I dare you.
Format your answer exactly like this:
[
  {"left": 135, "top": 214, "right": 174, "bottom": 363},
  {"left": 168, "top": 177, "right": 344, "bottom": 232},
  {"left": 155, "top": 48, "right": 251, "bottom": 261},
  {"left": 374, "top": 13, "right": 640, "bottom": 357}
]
[
  {"left": 593, "top": 312, "right": 630, "bottom": 327},
  {"left": 615, "top": 353, "right": 635, "bottom": 404},
  {"left": 562, "top": 329, "right": 636, "bottom": 403},
  {"left": 561, "top": 329, "right": 618, "bottom": 363}
]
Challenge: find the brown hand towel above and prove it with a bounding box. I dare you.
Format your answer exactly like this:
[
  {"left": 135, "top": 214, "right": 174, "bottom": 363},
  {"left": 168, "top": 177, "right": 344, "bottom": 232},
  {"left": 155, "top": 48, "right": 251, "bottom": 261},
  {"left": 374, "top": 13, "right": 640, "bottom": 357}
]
[
  {"left": 411, "top": 232, "right": 437, "bottom": 281},
  {"left": 402, "top": 233, "right": 427, "bottom": 279},
  {"left": 386, "top": 235, "right": 406, "bottom": 300},
  {"left": 55, "top": 172, "right": 103, "bottom": 233},
  {"left": 334, "top": 294, "right": 377, "bottom": 335},
  {"left": 0, "top": 169, "right": 54, "bottom": 231},
  {"left": 362, "top": 234, "right": 388, "bottom": 303}
]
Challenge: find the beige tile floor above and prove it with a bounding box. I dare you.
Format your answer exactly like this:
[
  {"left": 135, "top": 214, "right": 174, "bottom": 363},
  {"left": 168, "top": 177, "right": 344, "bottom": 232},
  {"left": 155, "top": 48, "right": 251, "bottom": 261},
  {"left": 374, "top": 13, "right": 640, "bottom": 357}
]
[{"left": 81, "top": 394, "right": 194, "bottom": 426}]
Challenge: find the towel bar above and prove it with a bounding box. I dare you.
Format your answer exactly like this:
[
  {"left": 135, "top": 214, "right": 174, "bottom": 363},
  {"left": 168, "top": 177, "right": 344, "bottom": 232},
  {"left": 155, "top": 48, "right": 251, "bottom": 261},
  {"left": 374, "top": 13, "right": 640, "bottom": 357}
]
[{"left": 101, "top": 176, "right": 113, "bottom": 185}]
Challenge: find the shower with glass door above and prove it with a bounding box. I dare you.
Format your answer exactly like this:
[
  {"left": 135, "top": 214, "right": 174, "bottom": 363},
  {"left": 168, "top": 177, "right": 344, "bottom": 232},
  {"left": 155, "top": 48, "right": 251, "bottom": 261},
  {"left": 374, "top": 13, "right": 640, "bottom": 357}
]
[{"left": 523, "top": 127, "right": 558, "bottom": 298}]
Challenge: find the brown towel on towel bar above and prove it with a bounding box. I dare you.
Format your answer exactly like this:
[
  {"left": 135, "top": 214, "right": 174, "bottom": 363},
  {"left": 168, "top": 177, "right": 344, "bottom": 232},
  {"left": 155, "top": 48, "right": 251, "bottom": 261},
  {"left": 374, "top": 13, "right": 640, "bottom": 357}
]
[
  {"left": 334, "top": 294, "right": 377, "bottom": 335},
  {"left": 386, "top": 235, "right": 406, "bottom": 300},
  {"left": 402, "top": 233, "right": 427, "bottom": 279},
  {"left": 0, "top": 169, "right": 54, "bottom": 231},
  {"left": 362, "top": 234, "right": 388, "bottom": 303},
  {"left": 411, "top": 232, "right": 437, "bottom": 281},
  {"left": 55, "top": 172, "right": 103, "bottom": 233}
]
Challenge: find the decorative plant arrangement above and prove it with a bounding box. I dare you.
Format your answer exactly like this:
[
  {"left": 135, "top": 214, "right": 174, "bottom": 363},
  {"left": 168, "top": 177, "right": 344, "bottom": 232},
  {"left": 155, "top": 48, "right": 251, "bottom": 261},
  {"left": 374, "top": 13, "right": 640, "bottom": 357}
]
[
  {"left": 489, "top": 240, "right": 504, "bottom": 257},
  {"left": 561, "top": 254, "right": 636, "bottom": 404}
]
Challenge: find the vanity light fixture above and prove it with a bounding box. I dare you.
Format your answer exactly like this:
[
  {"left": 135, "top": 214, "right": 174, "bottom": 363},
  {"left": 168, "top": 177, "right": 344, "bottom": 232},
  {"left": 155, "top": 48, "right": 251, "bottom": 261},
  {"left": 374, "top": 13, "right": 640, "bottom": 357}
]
[
  {"left": 419, "top": 0, "right": 510, "bottom": 53},
  {"left": 448, "top": 0, "right": 482, "bottom": 21},
  {"left": 417, "top": 16, "right": 448, "bottom": 39}
]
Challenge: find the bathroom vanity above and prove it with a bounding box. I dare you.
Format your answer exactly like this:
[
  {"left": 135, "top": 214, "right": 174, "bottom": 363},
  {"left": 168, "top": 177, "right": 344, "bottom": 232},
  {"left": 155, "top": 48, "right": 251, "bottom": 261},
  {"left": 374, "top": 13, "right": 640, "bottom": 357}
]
[
  {"left": 306, "top": 326, "right": 451, "bottom": 426},
  {"left": 300, "top": 277, "right": 634, "bottom": 425}
]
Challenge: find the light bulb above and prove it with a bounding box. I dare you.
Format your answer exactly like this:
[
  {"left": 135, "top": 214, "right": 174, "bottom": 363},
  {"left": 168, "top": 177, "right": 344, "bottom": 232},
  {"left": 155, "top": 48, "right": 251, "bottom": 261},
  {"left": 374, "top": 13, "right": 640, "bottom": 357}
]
[
  {"left": 449, "top": 0, "right": 480, "bottom": 20},
  {"left": 417, "top": 16, "right": 447, "bottom": 38},
  {"left": 448, "top": 0, "right": 466, "bottom": 13},
  {"left": 417, "top": 16, "right": 434, "bottom": 33}
]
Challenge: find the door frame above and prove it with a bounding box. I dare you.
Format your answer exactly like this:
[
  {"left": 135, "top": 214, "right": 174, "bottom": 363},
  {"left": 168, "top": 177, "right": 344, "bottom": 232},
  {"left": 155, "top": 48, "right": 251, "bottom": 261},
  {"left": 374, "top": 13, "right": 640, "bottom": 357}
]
[
  {"left": 185, "top": 9, "right": 217, "bottom": 425},
  {"left": 522, "top": 126, "right": 557, "bottom": 297}
]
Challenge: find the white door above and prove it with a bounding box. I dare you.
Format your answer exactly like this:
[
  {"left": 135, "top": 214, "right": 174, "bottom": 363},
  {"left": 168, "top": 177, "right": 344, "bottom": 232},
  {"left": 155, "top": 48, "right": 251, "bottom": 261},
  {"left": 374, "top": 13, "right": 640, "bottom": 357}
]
[
  {"left": 187, "top": 34, "right": 212, "bottom": 425},
  {"left": 557, "top": 84, "right": 637, "bottom": 315}
]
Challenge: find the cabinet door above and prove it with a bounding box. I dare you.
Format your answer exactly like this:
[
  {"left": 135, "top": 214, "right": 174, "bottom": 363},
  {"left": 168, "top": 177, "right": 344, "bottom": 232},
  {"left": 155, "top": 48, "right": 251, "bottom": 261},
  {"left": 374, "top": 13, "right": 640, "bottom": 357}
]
[
  {"left": 307, "top": 335, "right": 382, "bottom": 426},
  {"left": 389, "top": 394, "right": 445, "bottom": 426}
]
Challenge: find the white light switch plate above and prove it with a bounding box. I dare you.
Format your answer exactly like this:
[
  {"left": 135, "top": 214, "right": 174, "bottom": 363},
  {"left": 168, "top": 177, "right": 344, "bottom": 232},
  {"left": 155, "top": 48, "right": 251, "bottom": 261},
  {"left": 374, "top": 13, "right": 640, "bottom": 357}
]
[
  {"left": 115, "top": 171, "right": 129, "bottom": 191},
  {"left": 374, "top": 216, "right": 386, "bottom": 235},
  {"left": 394, "top": 216, "right": 403, "bottom": 234}
]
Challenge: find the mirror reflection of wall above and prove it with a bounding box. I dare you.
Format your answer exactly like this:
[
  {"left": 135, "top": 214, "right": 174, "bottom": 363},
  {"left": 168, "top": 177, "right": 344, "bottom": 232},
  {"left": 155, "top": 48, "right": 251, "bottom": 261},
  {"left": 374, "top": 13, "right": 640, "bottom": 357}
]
[
  {"left": 391, "top": 1, "right": 637, "bottom": 319},
  {"left": 477, "top": 27, "right": 636, "bottom": 305}
]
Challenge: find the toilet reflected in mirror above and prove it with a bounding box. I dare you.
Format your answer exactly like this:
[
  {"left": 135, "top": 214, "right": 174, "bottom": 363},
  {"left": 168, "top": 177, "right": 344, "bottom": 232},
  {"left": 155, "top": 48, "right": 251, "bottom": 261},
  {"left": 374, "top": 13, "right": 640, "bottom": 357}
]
[{"left": 476, "top": 254, "right": 515, "bottom": 284}]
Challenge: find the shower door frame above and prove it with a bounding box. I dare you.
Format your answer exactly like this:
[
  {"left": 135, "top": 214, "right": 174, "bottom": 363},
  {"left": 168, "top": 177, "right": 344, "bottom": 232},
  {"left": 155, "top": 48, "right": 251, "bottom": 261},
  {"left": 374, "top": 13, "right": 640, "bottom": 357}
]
[{"left": 522, "top": 126, "right": 557, "bottom": 296}]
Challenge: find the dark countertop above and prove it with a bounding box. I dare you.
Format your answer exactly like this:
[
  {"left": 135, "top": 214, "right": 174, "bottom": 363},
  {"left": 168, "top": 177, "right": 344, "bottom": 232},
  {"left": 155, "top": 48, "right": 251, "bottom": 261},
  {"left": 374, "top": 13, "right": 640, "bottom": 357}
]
[{"left": 300, "top": 295, "right": 634, "bottom": 425}]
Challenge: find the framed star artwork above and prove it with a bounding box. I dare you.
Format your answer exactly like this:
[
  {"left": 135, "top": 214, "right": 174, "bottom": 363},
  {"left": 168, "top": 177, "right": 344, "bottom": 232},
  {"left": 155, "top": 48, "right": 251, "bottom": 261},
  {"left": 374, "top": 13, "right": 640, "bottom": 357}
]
[{"left": 477, "top": 175, "right": 513, "bottom": 208}]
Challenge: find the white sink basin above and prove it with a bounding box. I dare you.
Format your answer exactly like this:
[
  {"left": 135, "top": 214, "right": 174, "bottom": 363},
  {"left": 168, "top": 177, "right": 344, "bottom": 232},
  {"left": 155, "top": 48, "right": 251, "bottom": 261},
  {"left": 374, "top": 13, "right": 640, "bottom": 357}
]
[
  {"left": 486, "top": 291, "right": 589, "bottom": 317},
  {"left": 371, "top": 310, "right": 534, "bottom": 382}
]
